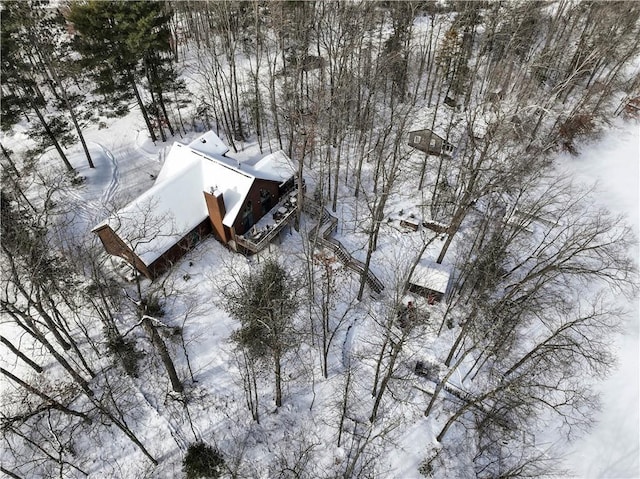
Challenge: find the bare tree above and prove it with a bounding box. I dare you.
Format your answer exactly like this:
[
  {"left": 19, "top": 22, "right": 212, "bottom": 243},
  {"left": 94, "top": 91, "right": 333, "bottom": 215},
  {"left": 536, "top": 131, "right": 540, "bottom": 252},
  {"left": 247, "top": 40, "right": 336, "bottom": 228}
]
[
  {"left": 421, "top": 176, "right": 636, "bottom": 477},
  {"left": 0, "top": 159, "right": 160, "bottom": 473},
  {"left": 357, "top": 104, "right": 415, "bottom": 300}
]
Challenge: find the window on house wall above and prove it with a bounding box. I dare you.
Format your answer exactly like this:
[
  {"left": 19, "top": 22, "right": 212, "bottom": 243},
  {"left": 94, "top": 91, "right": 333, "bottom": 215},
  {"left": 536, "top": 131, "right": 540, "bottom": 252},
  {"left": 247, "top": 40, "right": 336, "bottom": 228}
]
[
  {"left": 260, "top": 189, "right": 272, "bottom": 214},
  {"left": 413, "top": 135, "right": 422, "bottom": 144},
  {"left": 242, "top": 200, "right": 254, "bottom": 232}
]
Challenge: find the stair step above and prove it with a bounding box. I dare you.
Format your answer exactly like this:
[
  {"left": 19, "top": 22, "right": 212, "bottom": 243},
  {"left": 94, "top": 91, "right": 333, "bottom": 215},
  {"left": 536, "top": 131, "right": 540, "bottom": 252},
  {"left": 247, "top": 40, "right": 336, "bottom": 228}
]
[{"left": 307, "top": 200, "right": 384, "bottom": 293}]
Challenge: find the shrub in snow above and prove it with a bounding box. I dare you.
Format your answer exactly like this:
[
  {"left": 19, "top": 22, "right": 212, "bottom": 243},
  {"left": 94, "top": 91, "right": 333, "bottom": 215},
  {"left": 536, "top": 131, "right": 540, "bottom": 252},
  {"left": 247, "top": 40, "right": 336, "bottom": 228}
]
[
  {"left": 70, "top": 174, "right": 86, "bottom": 186},
  {"left": 144, "top": 294, "right": 165, "bottom": 318},
  {"left": 418, "top": 447, "right": 442, "bottom": 477},
  {"left": 183, "top": 442, "right": 225, "bottom": 479},
  {"left": 414, "top": 360, "right": 440, "bottom": 381},
  {"left": 106, "top": 331, "right": 144, "bottom": 377}
]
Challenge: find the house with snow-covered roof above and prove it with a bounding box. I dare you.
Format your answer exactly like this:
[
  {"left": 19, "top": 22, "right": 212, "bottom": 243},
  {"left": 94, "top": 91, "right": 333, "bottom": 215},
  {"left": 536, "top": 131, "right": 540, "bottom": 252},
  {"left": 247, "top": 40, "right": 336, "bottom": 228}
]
[
  {"left": 408, "top": 259, "right": 452, "bottom": 304},
  {"left": 92, "top": 131, "right": 299, "bottom": 279},
  {"left": 408, "top": 128, "right": 455, "bottom": 157}
]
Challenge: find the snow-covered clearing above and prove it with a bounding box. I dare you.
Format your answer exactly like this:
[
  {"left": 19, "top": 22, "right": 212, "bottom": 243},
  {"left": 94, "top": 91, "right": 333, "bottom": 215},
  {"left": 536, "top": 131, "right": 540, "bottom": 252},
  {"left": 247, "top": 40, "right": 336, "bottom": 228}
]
[
  {"left": 561, "top": 119, "right": 640, "bottom": 479},
  {"left": 7, "top": 108, "right": 632, "bottom": 478}
]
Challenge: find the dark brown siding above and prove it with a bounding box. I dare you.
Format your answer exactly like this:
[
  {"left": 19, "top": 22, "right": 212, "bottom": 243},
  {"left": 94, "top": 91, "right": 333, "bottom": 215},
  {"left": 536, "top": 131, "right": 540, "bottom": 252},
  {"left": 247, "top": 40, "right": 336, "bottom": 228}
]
[
  {"left": 408, "top": 130, "right": 444, "bottom": 155},
  {"left": 148, "top": 220, "right": 211, "bottom": 278},
  {"left": 93, "top": 225, "right": 152, "bottom": 278},
  {"left": 232, "top": 179, "right": 281, "bottom": 235},
  {"left": 408, "top": 283, "right": 444, "bottom": 304},
  {"left": 95, "top": 220, "right": 211, "bottom": 281},
  {"left": 95, "top": 224, "right": 130, "bottom": 258}
]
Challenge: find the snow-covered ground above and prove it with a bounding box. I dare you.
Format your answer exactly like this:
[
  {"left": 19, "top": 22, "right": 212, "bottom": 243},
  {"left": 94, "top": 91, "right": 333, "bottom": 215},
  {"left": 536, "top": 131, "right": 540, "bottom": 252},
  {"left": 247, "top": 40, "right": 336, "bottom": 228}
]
[
  {"left": 2, "top": 17, "right": 638, "bottom": 472},
  {"left": 3, "top": 108, "right": 637, "bottom": 478},
  {"left": 561, "top": 119, "right": 640, "bottom": 479}
]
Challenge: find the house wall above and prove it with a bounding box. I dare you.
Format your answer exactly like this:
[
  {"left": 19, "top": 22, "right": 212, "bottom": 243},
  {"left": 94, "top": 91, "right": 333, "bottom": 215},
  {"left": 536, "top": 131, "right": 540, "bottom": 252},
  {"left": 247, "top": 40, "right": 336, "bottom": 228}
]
[
  {"left": 408, "top": 283, "right": 445, "bottom": 303},
  {"left": 94, "top": 225, "right": 152, "bottom": 278},
  {"left": 279, "top": 176, "right": 296, "bottom": 197},
  {"left": 409, "top": 130, "right": 444, "bottom": 156},
  {"left": 148, "top": 219, "right": 212, "bottom": 279},
  {"left": 232, "top": 179, "right": 281, "bottom": 235},
  {"left": 426, "top": 135, "right": 444, "bottom": 154},
  {"left": 204, "top": 191, "right": 230, "bottom": 243},
  {"left": 95, "top": 220, "right": 212, "bottom": 280}
]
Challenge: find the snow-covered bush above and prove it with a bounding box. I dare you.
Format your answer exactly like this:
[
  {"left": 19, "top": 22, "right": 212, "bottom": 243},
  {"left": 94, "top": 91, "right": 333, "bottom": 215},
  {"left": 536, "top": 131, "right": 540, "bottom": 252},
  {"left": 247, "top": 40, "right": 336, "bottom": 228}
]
[
  {"left": 182, "top": 442, "right": 225, "bottom": 479},
  {"left": 106, "top": 331, "right": 144, "bottom": 377}
]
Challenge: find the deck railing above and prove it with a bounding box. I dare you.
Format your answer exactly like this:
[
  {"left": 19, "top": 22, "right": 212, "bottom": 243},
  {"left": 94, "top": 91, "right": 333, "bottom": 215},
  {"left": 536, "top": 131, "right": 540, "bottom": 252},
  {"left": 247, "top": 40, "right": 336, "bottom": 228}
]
[
  {"left": 304, "top": 198, "right": 384, "bottom": 294},
  {"left": 236, "top": 195, "right": 385, "bottom": 295},
  {"left": 235, "top": 191, "right": 299, "bottom": 253},
  {"left": 235, "top": 207, "right": 297, "bottom": 253}
]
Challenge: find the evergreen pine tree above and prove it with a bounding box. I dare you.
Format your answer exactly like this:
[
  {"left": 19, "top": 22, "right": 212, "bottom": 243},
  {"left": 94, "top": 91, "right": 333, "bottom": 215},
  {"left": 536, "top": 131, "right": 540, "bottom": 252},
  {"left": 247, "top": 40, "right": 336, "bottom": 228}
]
[
  {"left": 223, "top": 259, "right": 300, "bottom": 408},
  {"left": 67, "top": 1, "right": 182, "bottom": 143},
  {"left": 1, "top": 2, "right": 75, "bottom": 172}
]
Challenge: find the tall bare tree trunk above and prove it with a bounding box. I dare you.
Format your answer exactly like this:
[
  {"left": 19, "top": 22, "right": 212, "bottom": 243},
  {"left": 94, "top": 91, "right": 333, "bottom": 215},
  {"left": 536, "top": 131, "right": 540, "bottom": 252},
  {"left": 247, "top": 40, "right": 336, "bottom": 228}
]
[
  {"left": 142, "top": 316, "right": 183, "bottom": 393},
  {"left": 29, "top": 100, "right": 73, "bottom": 172},
  {"left": 274, "top": 348, "right": 283, "bottom": 407},
  {"left": 0, "top": 335, "right": 43, "bottom": 373},
  {"left": 128, "top": 71, "right": 157, "bottom": 143}
]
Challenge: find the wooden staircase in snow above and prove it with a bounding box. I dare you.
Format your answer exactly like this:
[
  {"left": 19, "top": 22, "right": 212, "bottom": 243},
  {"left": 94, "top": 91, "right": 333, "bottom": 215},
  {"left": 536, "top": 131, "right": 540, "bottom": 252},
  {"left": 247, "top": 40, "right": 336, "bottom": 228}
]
[{"left": 304, "top": 199, "right": 384, "bottom": 295}]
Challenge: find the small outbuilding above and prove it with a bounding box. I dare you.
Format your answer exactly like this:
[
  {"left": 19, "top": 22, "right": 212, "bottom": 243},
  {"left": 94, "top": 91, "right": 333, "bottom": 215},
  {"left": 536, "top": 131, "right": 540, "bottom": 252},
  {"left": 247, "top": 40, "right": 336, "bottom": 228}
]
[
  {"left": 408, "top": 129, "right": 455, "bottom": 157},
  {"left": 408, "top": 259, "right": 452, "bottom": 304}
]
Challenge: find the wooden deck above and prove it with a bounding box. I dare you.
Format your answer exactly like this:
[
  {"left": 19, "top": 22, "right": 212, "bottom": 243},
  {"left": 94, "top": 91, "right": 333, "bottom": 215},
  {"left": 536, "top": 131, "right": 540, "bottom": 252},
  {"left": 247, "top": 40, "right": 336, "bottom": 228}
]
[{"left": 235, "top": 191, "right": 299, "bottom": 254}]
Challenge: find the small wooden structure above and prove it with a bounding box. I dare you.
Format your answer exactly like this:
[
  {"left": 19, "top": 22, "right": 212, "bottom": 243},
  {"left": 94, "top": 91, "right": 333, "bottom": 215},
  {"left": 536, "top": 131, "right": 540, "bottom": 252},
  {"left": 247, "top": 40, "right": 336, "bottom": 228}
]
[
  {"left": 400, "top": 219, "right": 420, "bottom": 231},
  {"left": 408, "top": 260, "right": 452, "bottom": 304},
  {"left": 408, "top": 129, "right": 454, "bottom": 157}
]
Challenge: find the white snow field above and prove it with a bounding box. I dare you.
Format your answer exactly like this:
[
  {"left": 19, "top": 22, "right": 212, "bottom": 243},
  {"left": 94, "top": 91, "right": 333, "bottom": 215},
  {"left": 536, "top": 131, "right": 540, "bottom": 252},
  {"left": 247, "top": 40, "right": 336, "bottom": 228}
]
[{"left": 562, "top": 119, "right": 639, "bottom": 479}]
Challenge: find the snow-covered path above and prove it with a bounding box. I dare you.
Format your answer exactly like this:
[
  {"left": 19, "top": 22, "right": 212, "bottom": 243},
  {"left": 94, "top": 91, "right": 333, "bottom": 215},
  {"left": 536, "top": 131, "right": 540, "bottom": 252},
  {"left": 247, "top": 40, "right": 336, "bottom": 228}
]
[
  {"left": 59, "top": 114, "right": 170, "bottom": 236},
  {"left": 562, "top": 119, "right": 639, "bottom": 478},
  {"left": 59, "top": 142, "right": 117, "bottom": 227},
  {"left": 92, "top": 141, "right": 119, "bottom": 205}
]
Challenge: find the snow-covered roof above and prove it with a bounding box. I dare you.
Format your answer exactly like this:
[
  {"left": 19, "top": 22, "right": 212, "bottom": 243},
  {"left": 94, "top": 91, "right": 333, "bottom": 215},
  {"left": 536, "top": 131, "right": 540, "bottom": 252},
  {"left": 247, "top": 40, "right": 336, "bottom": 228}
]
[
  {"left": 249, "top": 150, "right": 297, "bottom": 182},
  {"left": 103, "top": 155, "right": 208, "bottom": 266},
  {"left": 410, "top": 260, "right": 451, "bottom": 294},
  {"left": 198, "top": 152, "right": 255, "bottom": 227},
  {"left": 187, "top": 130, "right": 229, "bottom": 156},
  {"left": 94, "top": 131, "right": 295, "bottom": 266}
]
